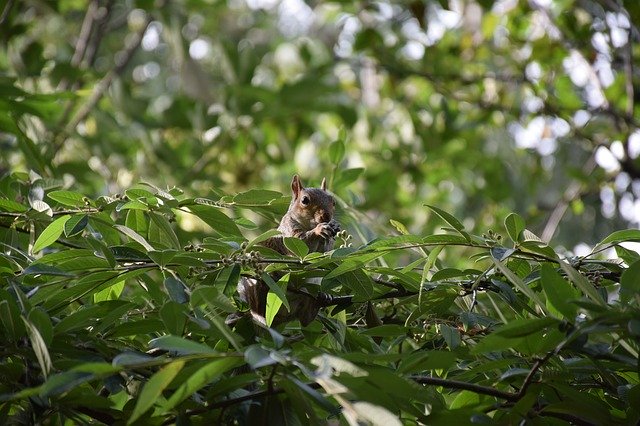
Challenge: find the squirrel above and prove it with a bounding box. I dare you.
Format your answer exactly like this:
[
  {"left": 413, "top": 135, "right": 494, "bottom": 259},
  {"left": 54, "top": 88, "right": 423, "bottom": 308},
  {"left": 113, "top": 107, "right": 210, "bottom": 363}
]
[{"left": 236, "top": 175, "right": 340, "bottom": 327}]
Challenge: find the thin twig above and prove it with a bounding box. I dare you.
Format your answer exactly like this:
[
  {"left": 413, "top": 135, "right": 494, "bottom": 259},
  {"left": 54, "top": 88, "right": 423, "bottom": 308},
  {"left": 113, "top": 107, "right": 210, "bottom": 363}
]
[
  {"left": 52, "top": 5, "right": 158, "bottom": 154},
  {"left": 517, "top": 351, "right": 555, "bottom": 398},
  {"left": 0, "top": 0, "right": 15, "bottom": 26},
  {"left": 83, "top": 0, "right": 114, "bottom": 68},
  {"left": 623, "top": 28, "right": 635, "bottom": 118},
  {"left": 537, "top": 410, "right": 597, "bottom": 426},
  {"left": 72, "top": 0, "right": 100, "bottom": 67},
  {"left": 372, "top": 276, "right": 405, "bottom": 291},
  {"left": 0, "top": 208, "right": 100, "bottom": 218},
  {"left": 0, "top": 222, "right": 85, "bottom": 249},
  {"left": 541, "top": 155, "right": 597, "bottom": 243},
  {"left": 411, "top": 375, "right": 518, "bottom": 402}
]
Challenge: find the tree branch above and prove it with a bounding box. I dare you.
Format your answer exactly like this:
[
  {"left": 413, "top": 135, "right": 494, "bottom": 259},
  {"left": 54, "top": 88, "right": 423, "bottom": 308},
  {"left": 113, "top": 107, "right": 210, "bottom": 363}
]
[
  {"left": 517, "top": 351, "right": 555, "bottom": 398},
  {"left": 51, "top": 4, "right": 159, "bottom": 155},
  {"left": 71, "top": 0, "right": 100, "bottom": 68},
  {"left": 0, "top": 0, "right": 15, "bottom": 26},
  {"left": 541, "top": 155, "right": 597, "bottom": 243},
  {"left": 411, "top": 375, "right": 518, "bottom": 402},
  {"left": 83, "top": 0, "right": 115, "bottom": 68}
]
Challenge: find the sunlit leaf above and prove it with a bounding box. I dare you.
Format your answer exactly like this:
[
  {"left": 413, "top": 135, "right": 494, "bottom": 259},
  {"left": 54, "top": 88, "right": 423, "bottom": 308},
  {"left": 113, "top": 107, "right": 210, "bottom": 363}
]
[
  {"left": 162, "top": 357, "right": 242, "bottom": 411},
  {"left": 114, "top": 224, "right": 154, "bottom": 251},
  {"left": 32, "top": 215, "right": 70, "bottom": 252},
  {"left": 425, "top": 205, "right": 470, "bottom": 242},
  {"left": 128, "top": 360, "right": 185, "bottom": 425},
  {"left": 505, "top": 213, "right": 526, "bottom": 244},
  {"left": 47, "top": 190, "right": 86, "bottom": 207},
  {"left": 620, "top": 259, "right": 640, "bottom": 303}
]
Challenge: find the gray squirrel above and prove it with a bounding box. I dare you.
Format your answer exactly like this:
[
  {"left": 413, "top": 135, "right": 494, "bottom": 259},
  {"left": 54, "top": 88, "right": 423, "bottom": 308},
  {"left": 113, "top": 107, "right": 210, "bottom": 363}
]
[{"left": 237, "top": 175, "right": 340, "bottom": 326}]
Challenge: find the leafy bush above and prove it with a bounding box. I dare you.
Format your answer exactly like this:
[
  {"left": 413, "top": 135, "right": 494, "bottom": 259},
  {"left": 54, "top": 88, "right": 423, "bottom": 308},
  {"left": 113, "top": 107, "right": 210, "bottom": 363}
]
[{"left": 1, "top": 171, "right": 638, "bottom": 425}]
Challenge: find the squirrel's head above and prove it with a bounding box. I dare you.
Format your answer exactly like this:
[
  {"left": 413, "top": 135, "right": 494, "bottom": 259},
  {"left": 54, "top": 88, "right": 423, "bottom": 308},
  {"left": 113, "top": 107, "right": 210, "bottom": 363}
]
[{"left": 290, "top": 175, "right": 336, "bottom": 225}]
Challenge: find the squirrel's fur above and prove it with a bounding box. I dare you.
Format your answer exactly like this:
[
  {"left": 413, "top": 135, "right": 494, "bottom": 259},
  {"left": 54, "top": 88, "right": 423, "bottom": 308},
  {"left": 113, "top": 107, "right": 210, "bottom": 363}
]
[{"left": 237, "top": 175, "right": 340, "bottom": 326}]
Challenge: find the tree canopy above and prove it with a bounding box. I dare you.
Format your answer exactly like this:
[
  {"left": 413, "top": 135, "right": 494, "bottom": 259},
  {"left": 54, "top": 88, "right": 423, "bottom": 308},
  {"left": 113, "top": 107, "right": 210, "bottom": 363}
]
[{"left": 1, "top": 0, "right": 639, "bottom": 424}]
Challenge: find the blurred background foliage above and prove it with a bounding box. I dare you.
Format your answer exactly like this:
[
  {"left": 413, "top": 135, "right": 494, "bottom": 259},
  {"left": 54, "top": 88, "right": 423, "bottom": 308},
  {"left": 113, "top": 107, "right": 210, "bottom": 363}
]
[{"left": 1, "top": 0, "right": 639, "bottom": 251}]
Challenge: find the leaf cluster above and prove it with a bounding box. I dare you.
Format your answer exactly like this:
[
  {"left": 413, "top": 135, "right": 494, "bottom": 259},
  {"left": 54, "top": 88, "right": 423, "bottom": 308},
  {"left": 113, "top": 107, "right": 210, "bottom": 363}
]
[{"left": 1, "top": 174, "right": 639, "bottom": 425}]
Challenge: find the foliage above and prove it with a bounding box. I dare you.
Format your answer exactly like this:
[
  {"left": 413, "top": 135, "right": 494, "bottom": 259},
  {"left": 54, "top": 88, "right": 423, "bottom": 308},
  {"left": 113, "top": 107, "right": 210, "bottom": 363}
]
[
  {"left": 1, "top": 0, "right": 640, "bottom": 424},
  {"left": 0, "top": 172, "right": 639, "bottom": 425},
  {"left": 1, "top": 0, "right": 639, "bottom": 246}
]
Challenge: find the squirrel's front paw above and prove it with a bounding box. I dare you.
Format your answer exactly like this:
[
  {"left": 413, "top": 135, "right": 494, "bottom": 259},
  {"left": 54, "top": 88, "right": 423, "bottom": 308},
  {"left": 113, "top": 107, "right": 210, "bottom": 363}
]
[
  {"left": 315, "top": 222, "right": 337, "bottom": 239},
  {"left": 328, "top": 219, "right": 341, "bottom": 236}
]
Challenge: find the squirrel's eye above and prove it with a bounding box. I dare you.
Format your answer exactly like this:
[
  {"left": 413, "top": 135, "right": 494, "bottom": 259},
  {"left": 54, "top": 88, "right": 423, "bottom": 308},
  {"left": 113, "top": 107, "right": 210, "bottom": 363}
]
[
  {"left": 301, "top": 196, "right": 310, "bottom": 205},
  {"left": 332, "top": 199, "right": 336, "bottom": 207}
]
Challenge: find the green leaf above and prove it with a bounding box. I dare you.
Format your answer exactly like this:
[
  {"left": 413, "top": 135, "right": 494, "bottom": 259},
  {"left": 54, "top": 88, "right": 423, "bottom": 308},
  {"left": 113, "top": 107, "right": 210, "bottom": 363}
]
[
  {"left": 149, "top": 335, "right": 216, "bottom": 355},
  {"left": 558, "top": 260, "right": 606, "bottom": 306},
  {"left": 116, "top": 199, "right": 148, "bottom": 211},
  {"left": 93, "top": 279, "right": 124, "bottom": 303},
  {"left": 162, "top": 357, "right": 242, "bottom": 412},
  {"left": 0, "top": 198, "right": 28, "bottom": 212},
  {"left": 620, "top": 259, "right": 640, "bottom": 303},
  {"left": 494, "top": 317, "right": 560, "bottom": 338},
  {"left": 422, "top": 234, "right": 470, "bottom": 245},
  {"left": 111, "top": 246, "right": 150, "bottom": 261},
  {"left": 540, "top": 264, "right": 578, "bottom": 319},
  {"left": 22, "top": 316, "right": 52, "bottom": 378},
  {"left": 112, "top": 352, "right": 156, "bottom": 367},
  {"left": 188, "top": 204, "right": 242, "bottom": 236},
  {"left": 505, "top": 213, "right": 525, "bottom": 243},
  {"left": 53, "top": 303, "right": 117, "bottom": 334},
  {"left": 389, "top": 219, "right": 409, "bottom": 235},
  {"left": 149, "top": 212, "right": 180, "bottom": 249},
  {"left": 128, "top": 360, "right": 185, "bottom": 425},
  {"left": 597, "top": 229, "right": 640, "bottom": 246},
  {"left": 244, "top": 345, "right": 277, "bottom": 368},
  {"left": 40, "top": 371, "right": 94, "bottom": 397},
  {"left": 163, "top": 276, "right": 188, "bottom": 303},
  {"left": 324, "top": 252, "right": 382, "bottom": 280},
  {"left": 364, "top": 235, "right": 423, "bottom": 250},
  {"left": 266, "top": 283, "right": 286, "bottom": 327},
  {"left": 125, "top": 209, "right": 148, "bottom": 234},
  {"left": 424, "top": 205, "right": 470, "bottom": 241},
  {"left": 334, "top": 269, "right": 374, "bottom": 302},
  {"left": 160, "top": 301, "right": 188, "bottom": 335},
  {"left": 47, "top": 190, "right": 86, "bottom": 207},
  {"left": 22, "top": 263, "right": 73, "bottom": 276},
  {"left": 361, "top": 324, "right": 408, "bottom": 337},
  {"left": 431, "top": 268, "right": 467, "bottom": 281},
  {"left": 0, "top": 298, "right": 26, "bottom": 341},
  {"left": 114, "top": 224, "right": 154, "bottom": 251},
  {"left": 63, "top": 214, "right": 88, "bottom": 237},
  {"left": 125, "top": 188, "right": 155, "bottom": 200},
  {"left": 247, "top": 229, "right": 281, "bottom": 249},
  {"left": 191, "top": 287, "right": 236, "bottom": 313},
  {"left": 396, "top": 351, "right": 457, "bottom": 373},
  {"left": 439, "top": 324, "right": 461, "bottom": 349},
  {"left": 334, "top": 167, "right": 364, "bottom": 189},
  {"left": 27, "top": 308, "right": 53, "bottom": 346},
  {"left": 352, "top": 401, "right": 402, "bottom": 426},
  {"left": 287, "top": 376, "right": 338, "bottom": 415},
  {"left": 148, "top": 249, "right": 179, "bottom": 268},
  {"left": 329, "top": 139, "right": 345, "bottom": 164},
  {"left": 233, "top": 189, "right": 282, "bottom": 205},
  {"left": 450, "top": 390, "right": 481, "bottom": 409},
  {"left": 208, "top": 315, "right": 244, "bottom": 353},
  {"left": 492, "top": 258, "right": 548, "bottom": 315},
  {"left": 490, "top": 247, "right": 515, "bottom": 261},
  {"left": 262, "top": 272, "right": 290, "bottom": 312},
  {"left": 283, "top": 237, "right": 309, "bottom": 258},
  {"left": 32, "top": 215, "right": 70, "bottom": 252}
]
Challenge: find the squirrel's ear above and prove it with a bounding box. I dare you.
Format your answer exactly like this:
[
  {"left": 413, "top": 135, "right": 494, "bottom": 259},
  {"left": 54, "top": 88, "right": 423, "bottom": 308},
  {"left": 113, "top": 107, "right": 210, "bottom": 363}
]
[
  {"left": 291, "top": 175, "right": 303, "bottom": 199},
  {"left": 320, "top": 177, "right": 327, "bottom": 191}
]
